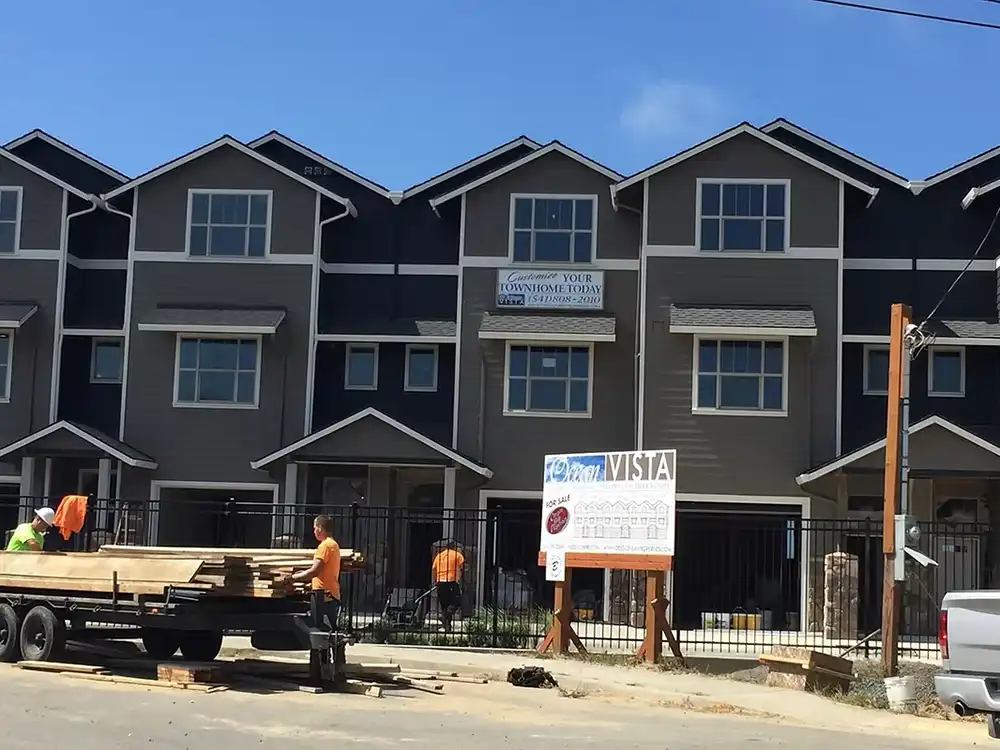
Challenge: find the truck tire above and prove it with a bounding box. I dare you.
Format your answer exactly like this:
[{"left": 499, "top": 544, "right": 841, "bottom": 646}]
[
  {"left": 141, "top": 628, "right": 180, "bottom": 660},
  {"left": 0, "top": 604, "right": 21, "bottom": 662},
  {"left": 179, "top": 630, "right": 223, "bottom": 662},
  {"left": 989, "top": 713, "right": 1000, "bottom": 739},
  {"left": 19, "top": 606, "right": 65, "bottom": 662}
]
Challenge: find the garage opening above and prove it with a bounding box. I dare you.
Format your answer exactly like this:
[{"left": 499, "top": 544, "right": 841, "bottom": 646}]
[
  {"left": 672, "top": 502, "right": 802, "bottom": 631},
  {"left": 155, "top": 488, "right": 276, "bottom": 548}
]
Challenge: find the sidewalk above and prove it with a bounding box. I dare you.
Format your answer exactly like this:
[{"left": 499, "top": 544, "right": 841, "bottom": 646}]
[{"left": 218, "top": 637, "right": 985, "bottom": 741}]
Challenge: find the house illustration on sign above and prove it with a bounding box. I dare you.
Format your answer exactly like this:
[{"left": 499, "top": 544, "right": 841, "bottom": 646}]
[{"left": 574, "top": 498, "right": 670, "bottom": 540}]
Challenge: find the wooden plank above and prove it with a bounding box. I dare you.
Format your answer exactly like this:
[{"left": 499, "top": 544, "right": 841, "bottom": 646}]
[
  {"left": 64, "top": 672, "right": 227, "bottom": 692},
  {"left": 16, "top": 661, "right": 109, "bottom": 675},
  {"left": 344, "top": 662, "right": 401, "bottom": 674},
  {"left": 0, "top": 553, "right": 204, "bottom": 584},
  {"left": 157, "top": 662, "right": 225, "bottom": 685},
  {"left": 537, "top": 551, "right": 672, "bottom": 571}
]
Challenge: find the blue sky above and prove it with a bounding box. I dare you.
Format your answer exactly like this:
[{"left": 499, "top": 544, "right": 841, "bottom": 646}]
[{"left": 4, "top": 0, "right": 999, "bottom": 188}]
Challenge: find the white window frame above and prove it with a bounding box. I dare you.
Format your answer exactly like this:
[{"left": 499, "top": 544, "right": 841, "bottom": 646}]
[
  {"left": 404, "top": 344, "right": 439, "bottom": 392},
  {"left": 862, "top": 344, "right": 890, "bottom": 396},
  {"left": 0, "top": 187, "right": 22, "bottom": 255},
  {"left": 508, "top": 194, "right": 598, "bottom": 265},
  {"left": 928, "top": 346, "right": 966, "bottom": 398},
  {"left": 502, "top": 341, "right": 594, "bottom": 419},
  {"left": 77, "top": 467, "right": 119, "bottom": 495},
  {"left": 695, "top": 178, "right": 791, "bottom": 254},
  {"left": 89, "top": 337, "right": 124, "bottom": 384},
  {"left": 185, "top": 189, "right": 273, "bottom": 259},
  {"left": 691, "top": 334, "right": 789, "bottom": 417},
  {"left": 0, "top": 329, "right": 11, "bottom": 403},
  {"left": 172, "top": 334, "right": 262, "bottom": 410},
  {"left": 345, "top": 343, "right": 379, "bottom": 391}
]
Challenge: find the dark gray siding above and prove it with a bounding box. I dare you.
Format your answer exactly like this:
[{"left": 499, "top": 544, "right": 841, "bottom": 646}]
[
  {"left": 8, "top": 137, "right": 124, "bottom": 196},
  {"left": 122, "top": 263, "right": 312, "bottom": 485},
  {"left": 0, "top": 154, "right": 63, "bottom": 251},
  {"left": 57, "top": 335, "right": 122, "bottom": 436},
  {"left": 644, "top": 133, "right": 840, "bottom": 250},
  {"left": 312, "top": 342, "right": 455, "bottom": 446},
  {"left": 642, "top": 257, "right": 839, "bottom": 496},
  {"left": 0, "top": 261, "right": 59, "bottom": 446},
  {"left": 63, "top": 268, "right": 126, "bottom": 329},
  {"left": 318, "top": 273, "right": 457, "bottom": 331},
  {"left": 133, "top": 145, "right": 317, "bottom": 255},
  {"left": 68, "top": 209, "right": 129, "bottom": 261}
]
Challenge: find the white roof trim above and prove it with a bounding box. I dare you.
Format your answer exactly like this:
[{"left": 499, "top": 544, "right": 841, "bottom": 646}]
[
  {"left": 920, "top": 144, "right": 1000, "bottom": 191},
  {"left": 0, "top": 305, "right": 38, "bottom": 329},
  {"left": 249, "top": 406, "right": 492, "bottom": 476},
  {"left": 760, "top": 119, "right": 911, "bottom": 189},
  {"left": 3, "top": 129, "right": 129, "bottom": 183},
  {"left": 136, "top": 323, "right": 281, "bottom": 335},
  {"left": 613, "top": 123, "right": 879, "bottom": 200},
  {"left": 669, "top": 324, "right": 817, "bottom": 338},
  {"left": 429, "top": 142, "right": 623, "bottom": 208},
  {"left": 795, "top": 415, "right": 1000, "bottom": 485},
  {"left": 478, "top": 330, "right": 616, "bottom": 343},
  {"left": 0, "top": 420, "right": 157, "bottom": 469},
  {"left": 102, "top": 136, "right": 357, "bottom": 214},
  {"left": 0, "top": 146, "right": 92, "bottom": 201},
  {"left": 403, "top": 137, "right": 542, "bottom": 200},
  {"left": 962, "top": 177, "right": 1000, "bottom": 209},
  {"left": 246, "top": 131, "right": 392, "bottom": 199}
]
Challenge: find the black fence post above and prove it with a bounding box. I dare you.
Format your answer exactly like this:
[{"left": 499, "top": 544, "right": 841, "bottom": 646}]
[{"left": 348, "top": 502, "right": 359, "bottom": 631}]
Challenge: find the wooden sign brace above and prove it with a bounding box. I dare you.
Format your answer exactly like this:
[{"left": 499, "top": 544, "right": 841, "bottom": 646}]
[{"left": 537, "top": 552, "right": 684, "bottom": 666}]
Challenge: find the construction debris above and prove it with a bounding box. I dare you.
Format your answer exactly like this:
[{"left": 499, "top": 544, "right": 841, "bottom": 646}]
[
  {"left": 758, "top": 646, "right": 854, "bottom": 693},
  {"left": 507, "top": 666, "right": 559, "bottom": 689}
]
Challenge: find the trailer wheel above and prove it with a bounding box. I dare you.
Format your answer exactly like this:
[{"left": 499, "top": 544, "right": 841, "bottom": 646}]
[
  {"left": 989, "top": 713, "right": 1000, "bottom": 739},
  {"left": 178, "top": 630, "right": 223, "bottom": 662},
  {"left": 19, "top": 606, "right": 65, "bottom": 662},
  {"left": 0, "top": 604, "right": 21, "bottom": 662},
  {"left": 141, "top": 628, "right": 181, "bottom": 660}
]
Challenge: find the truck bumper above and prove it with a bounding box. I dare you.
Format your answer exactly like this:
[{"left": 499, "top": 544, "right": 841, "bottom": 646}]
[{"left": 935, "top": 673, "right": 1000, "bottom": 712}]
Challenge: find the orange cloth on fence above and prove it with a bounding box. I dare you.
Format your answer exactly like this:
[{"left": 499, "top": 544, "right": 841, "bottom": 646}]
[{"left": 53, "top": 494, "right": 89, "bottom": 540}]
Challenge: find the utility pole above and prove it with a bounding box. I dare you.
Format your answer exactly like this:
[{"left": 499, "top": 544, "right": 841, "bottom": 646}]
[{"left": 881, "top": 303, "right": 911, "bottom": 676}]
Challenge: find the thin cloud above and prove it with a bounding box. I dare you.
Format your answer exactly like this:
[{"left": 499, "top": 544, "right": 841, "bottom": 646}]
[{"left": 620, "top": 80, "right": 724, "bottom": 141}]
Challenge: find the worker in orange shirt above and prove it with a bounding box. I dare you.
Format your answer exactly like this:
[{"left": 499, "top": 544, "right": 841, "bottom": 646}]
[
  {"left": 282, "top": 515, "right": 341, "bottom": 631},
  {"left": 431, "top": 539, "right": 464, "bottom": 632}
]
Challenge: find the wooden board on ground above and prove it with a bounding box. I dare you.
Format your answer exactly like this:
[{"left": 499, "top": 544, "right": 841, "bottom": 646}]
[
  {"left": 157, "top": 662, "right": 225, "bottom": 685},
  {"left": 759, "top": 646, "right": 854, "bottom": 693},
  {"left": 16, "top": 660, "right": 109, "bottom": 675}
]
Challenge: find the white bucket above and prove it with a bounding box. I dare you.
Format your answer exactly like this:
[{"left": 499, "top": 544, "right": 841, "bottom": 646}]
[{"left": 884, "top": 676, "right": 917, "bottom": 713}]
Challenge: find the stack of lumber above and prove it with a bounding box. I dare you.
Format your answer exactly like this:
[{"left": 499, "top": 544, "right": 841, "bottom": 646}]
[{"left": 758, "top": 646, "right": 854, "bottom": 693}]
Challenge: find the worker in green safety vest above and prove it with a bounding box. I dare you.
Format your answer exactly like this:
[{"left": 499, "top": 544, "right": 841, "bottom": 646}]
[{"left": 6, "top": 507, "right": 55, "bottom": 551}]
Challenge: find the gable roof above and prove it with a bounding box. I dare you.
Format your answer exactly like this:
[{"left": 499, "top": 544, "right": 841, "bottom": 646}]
[
  {"left": 0, "top": 146, "right": 92, "bottom": 201},
  {"left": 916, "top": 142, "right": 1000, "bottom": 194},
  {"left": 402, "top": 136, "right": 541, "bottom": 200},
  {"left": 962, "top": 176, "right": 1000, "bottom": 209},
  {"left": 428, "top": 141, "right": 623, "bottom": 208},
  {"left": 613, "top": 122, "right": 879, "bottom": 202},
  {"left": 101, "top": 135, "right": 356, "bottom": 213},
  {"left": 247, "top": 131, "right": 392, "bottom": 199},
  {"left": 4, "top": 129, "right": 130, "bottom": 184},
  {"left": 760, "top": 119, "right": 910, "bottom": 189}
]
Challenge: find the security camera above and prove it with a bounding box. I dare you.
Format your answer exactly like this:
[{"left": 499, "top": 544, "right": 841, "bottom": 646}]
[{"left": 962, "top": 188, "right": 978, "bottom": 211}]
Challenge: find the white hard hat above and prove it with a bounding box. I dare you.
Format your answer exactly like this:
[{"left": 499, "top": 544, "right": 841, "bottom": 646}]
[{"left": 35, "top": 507, "right": 55, "bottom": 526}]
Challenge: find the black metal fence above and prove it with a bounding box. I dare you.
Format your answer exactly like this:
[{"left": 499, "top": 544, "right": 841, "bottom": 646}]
[{"left": 6, "top": 494, "right": 987, "bottom": 659}]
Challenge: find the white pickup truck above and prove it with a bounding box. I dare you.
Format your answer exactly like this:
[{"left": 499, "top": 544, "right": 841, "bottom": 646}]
[{"left": 934, "top": 590, "right": 1000, "bottom": 738}]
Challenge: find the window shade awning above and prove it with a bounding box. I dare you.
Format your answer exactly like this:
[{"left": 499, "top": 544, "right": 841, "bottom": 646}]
[
  {"left": 669, "top": 304, "right": 816, "bottom": 337},
  {"left": 137, "top": 307, "right": 286, "bottom": 335},
  {"left": 0, "top": 303, "right": 39, "bottom": 329},
  {"left": 478, "top": 313, "right": 616, "bottom": 343}
]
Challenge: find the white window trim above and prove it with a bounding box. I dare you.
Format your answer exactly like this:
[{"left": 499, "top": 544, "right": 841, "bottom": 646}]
[
  {"left": 344, "top": 343, "right": 379, "bottom": 391},
  {"left": 77, "top": 467, "right": 118, "bottom": 495},
  {"left": 184, "top": 189, "right": 274, "bottom": 260},
  {"left": 404, "top": 344, "right": 439, "bottom": 392},
  {"left": 0, "top": 186, "right": 23, "bottom": 255},
  {"left": 89, "top": 337, "right": 123, "bottom": 384},
  {"left": 862, "top": 344, "right": 889, "bottom": 396},
  {"left": 0, "top": 328, "right": 11, "bottom": 403},
  {"left": 507, "top": 193, "right": 599, "bottom": 265},
  {"left": 690, "top": 334, "right": 789, "bottom": 417},
  {"left": 694, "top": 178, "right": 791, "bottom": 254},
  {"left": 928, "top": 346, "right": 966, "bottom": 398},
  {"left": 171, "top": 334, "right": 263, "bottom": 410},
  {"left": 502, "top": 340, "right": 594, "bottom": 419}
]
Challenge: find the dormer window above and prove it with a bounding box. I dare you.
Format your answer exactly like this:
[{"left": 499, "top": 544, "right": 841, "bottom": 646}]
[
  {"left": 698, "top": 180, "right": 788, "bottom": 253},
  {"left": 187, "top": 190, "right": 271, "bottom": 258},
  {"left": 510, "top": 195, "right": 596, "bottom": 264}
]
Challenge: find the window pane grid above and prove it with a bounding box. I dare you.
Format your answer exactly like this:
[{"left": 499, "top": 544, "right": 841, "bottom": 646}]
[
  {"left": 0, "top": 189, "right": 19, "bottom": 254},
  {"left": 696, "top": 339, "right": 784, "bottom": 411},
  {"left": 507, "top": 345, "right": 590, "bottom": 413},
  {"left": 512, "top": 197, "right": 594, "bottom": 264},
  {"left": 189, "top": 192, "right": 268, "bottom": 258},
  {"left": 699, "top": 182, "right": 786, "bottom": 253},
  {"left": 177, "top": 338, "right": 257, "bottom": 405}
]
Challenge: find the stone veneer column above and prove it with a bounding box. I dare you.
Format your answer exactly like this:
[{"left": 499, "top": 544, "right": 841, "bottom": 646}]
[{"left": 823, "top": 551, "right": 859, "bottom": 640}]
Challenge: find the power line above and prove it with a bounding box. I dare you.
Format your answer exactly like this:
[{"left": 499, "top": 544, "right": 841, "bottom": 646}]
[{"left": 806, "top": 0, "right": 1000, "bottom": 30}]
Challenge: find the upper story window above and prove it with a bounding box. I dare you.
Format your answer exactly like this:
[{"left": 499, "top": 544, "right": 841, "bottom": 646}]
[
  {"left": 928, "top": 346, "right": 965, "bottom": 397},
  {"left": 505, "top": 344, "right": 592, "bottom": 417},
  {"left": 345, "top": 344, "right": 378, "bottom": 390},
  {"left": 174, "top": 336, "right": 260, "bottom": 408},
  {"left": 863, "top": 345, "right": 889, "bottom": 396},
  {"left": 698, "top": 181, "right": 788, "bottom": 253},
  {"left": 0, "top": 331, "right": 10, "bottom": 401},
  {"left": 694, "top": 338, "right": 786, "bottom": 415},
  {"left": 90, "top": 339, "right": 123, "bottom": 384},
  {"left": 404, "top": 344, "right": 439, "bottom": 392},
  {"left": 188, "top": 190, "right": 271, "bottom": 258},
  {"left": 0, "top": 188, "right": 22, "bottom": 254},
  {"left": 511, "top": 195, "right": 596, "bottom": 264}
]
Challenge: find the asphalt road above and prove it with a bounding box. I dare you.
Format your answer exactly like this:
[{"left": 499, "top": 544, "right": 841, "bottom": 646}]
[{"left": 2, "top": 669, "right": 985, "bottom": 749}]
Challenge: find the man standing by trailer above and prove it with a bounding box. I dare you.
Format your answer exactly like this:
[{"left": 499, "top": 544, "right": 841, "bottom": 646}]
[
  {"left": 284, "top": 515, "right": 341, "bottom": 630},
  {"left": 6, "top": 507, "right": 55, "bottom": 551},
  {"left": 431, "top": 539, "right": 465, "bottom": 632}
]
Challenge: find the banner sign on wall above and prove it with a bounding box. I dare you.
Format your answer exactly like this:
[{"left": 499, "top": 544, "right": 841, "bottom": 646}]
[
  {"left": 540, "top": 450, "right": 677, "bottom": 557},
  {"left": 496, "top": 269, "right": 604, "bottom": 310}
]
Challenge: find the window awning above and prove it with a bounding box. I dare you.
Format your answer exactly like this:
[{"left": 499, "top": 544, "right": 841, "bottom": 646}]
[
  {"left": 0, "top": 303, "right": 39, "bottom": 329},
  {"left": 0, "top": 420, "right": 157, "bottom": 469},
  {"left": 669, "top": 304, "right": 816, "bottom": 337},
  {"left": 478, "top": 313, "right": 616, "bottom": 343},
  {"left": 137, "top": 307, "right": 286, "bottom": 335},
  {"left": 317, "top": 318, "right": 456, "bottom": 342}
]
